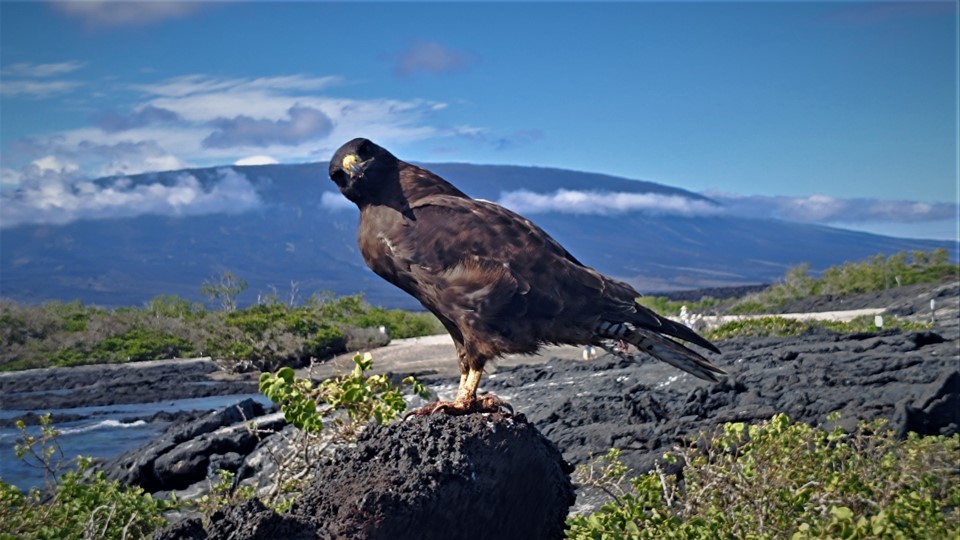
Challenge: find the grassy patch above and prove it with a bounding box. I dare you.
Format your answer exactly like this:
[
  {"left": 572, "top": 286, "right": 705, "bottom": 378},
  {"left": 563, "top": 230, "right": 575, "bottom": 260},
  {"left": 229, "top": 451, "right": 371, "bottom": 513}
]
[
  {"left": 703, "top": 315, "right": 932, "bottom": 341},
  {"left": 0, "top": 292, "right": 443, "bottom": 372},
  {"left": 728, "top": 249, "right": 957, "bottom": 315},
  {"left": 568, "top": 414, "right": 960, "bottom": 539}
]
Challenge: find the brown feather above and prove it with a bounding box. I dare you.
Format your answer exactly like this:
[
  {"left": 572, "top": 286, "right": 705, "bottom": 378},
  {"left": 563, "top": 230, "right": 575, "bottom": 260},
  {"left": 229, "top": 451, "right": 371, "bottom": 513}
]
[{"left": 328, "top": 138, "right": 724, "bottom": 382}]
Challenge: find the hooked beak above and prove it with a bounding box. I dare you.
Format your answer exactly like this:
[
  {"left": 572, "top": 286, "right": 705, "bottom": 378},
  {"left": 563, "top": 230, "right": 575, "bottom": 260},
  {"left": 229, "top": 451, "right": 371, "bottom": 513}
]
[{"left": 342, "top": 154, "right": 374, "bottom": 179}]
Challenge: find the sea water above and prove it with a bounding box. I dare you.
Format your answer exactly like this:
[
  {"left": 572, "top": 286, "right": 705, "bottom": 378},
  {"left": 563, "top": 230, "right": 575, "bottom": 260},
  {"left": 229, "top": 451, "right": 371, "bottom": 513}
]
[{"left": 0, "top": 394, "right": 272, "bottom": 492}]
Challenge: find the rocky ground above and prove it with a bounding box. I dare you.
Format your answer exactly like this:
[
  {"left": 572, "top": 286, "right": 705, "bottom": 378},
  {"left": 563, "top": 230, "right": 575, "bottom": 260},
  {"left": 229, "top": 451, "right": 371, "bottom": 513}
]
[
  {"left": 1, "top": 281, "right": 957, "bottom": 538},
  {"left": 156, "top": 413, "right": 575, "bottom": 540}
]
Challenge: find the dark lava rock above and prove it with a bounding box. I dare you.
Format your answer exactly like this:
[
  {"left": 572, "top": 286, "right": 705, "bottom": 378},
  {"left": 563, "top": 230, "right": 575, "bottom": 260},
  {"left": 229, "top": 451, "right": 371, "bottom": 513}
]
[
  {"left": 893, "top": 370, "right": 960, "bottom": 438},
  {"left": 156, "top": 413, "right": 575, "bottom": 540},
  {"left": 482, "top": 320, "right": 960, "bottom": 478},
  {"left": 102, "top": 399, "right": 278, "bottom": 492},
  {"left": 0, "top": 358, "right": 258, "bottom": 410}
]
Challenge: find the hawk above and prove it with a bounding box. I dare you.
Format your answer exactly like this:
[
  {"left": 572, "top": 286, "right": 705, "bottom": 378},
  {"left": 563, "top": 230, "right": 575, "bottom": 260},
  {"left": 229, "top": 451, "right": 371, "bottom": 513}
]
[{"left": 329, "top": 138, "right": 724, "bottom": 414}]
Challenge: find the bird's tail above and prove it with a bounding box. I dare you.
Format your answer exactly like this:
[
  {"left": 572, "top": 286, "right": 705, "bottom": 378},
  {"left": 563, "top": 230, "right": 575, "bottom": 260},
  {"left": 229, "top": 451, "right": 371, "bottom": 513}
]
[{"left": 594, "top": 321, "right": 726, "bottom": 382}]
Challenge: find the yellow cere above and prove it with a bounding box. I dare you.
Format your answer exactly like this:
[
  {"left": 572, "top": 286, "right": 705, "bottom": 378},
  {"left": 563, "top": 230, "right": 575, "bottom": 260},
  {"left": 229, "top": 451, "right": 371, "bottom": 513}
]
[{"left": 342, "top": 154, "right": 359, "bottom": 170}]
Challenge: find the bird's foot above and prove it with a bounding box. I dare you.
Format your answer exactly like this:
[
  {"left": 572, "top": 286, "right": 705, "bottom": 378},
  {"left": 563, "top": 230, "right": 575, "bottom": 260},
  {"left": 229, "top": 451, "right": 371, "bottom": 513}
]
[{"left": 404, "top": 394, "right": 513, "bottom": 418}]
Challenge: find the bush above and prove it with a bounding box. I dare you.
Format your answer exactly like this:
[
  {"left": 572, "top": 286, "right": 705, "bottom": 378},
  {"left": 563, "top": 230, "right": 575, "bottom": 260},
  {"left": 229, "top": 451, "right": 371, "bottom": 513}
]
[
  {"left": 254, "top": 353, "right": 432, "bottom": 510},
  {"left": 703, "top": 315, "right": 931, "bottom": 341},
  {"left": 567, "top": 414, "right": 959, "bottom": 539},
  {"left": 0, "top": 414, "right": 176, "bottom": 540},
  {"left": 728, "top": 249, "right": 958, "bottom": 314},
  {"left": 308, "top": 293, "right": 443, "bottom": 338},
  {"left": 0, "top": 290, "right": 442, "bottom": 372},
  {"left": 204, "top": 302, "right": 347, "bottom": 371},
  {"left": 259, "top": 352, "right": 430, "bottom": 438},
  {"left": 636, "top": 296, "right": 727, "bottom": 317}
]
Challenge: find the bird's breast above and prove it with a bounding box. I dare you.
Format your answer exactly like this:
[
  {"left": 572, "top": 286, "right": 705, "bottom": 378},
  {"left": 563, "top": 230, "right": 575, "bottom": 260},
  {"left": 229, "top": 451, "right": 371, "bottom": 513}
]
[{"left": 358, "top": 207, "right": 413, "bottom": 282}]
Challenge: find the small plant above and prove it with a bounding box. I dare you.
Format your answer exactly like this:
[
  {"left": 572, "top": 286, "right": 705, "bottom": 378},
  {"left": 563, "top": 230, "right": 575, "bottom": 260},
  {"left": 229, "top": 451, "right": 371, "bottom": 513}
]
[
  {"left": 0, "top": 414, "right": 178, "bottom": 540},
  {"left": 259, "top": 352, "right": 431, "bottom": 439},
  {"left": 567, "top": 414, "right": 960, "bottom": 539},
  {"left": 192, "top": 469, "right": 256, "bottom": 522},
  {"left": 251, "top": 353, "right": 432, "bottom": 510},
  {"left": 200, "top": 270, "right": 248, "bottom": 312}
]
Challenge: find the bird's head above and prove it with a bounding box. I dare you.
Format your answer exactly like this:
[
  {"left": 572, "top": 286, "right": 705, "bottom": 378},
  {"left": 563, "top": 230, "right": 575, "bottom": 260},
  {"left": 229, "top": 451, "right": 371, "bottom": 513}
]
[{"left": 329, "top": 138, "right": 396, "bottom": 205}]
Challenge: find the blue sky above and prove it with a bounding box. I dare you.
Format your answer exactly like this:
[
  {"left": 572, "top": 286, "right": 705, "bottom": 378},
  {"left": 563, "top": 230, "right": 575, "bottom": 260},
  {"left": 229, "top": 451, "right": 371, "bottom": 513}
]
[{"left": 1, "top": 1, "right": 957, "bottom": 240}]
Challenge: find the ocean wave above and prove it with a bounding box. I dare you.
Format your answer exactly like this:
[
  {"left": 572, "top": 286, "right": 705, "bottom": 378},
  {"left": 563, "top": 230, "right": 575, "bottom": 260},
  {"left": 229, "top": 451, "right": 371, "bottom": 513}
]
[{"left": 59, "top": 419, "right": 147, "bottom": 436}]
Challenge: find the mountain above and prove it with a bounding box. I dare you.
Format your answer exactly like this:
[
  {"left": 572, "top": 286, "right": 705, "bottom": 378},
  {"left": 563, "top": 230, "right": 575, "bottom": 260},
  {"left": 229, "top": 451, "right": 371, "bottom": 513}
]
[{"left": 1, "top": 162, "right": 953, "bottom": 309}]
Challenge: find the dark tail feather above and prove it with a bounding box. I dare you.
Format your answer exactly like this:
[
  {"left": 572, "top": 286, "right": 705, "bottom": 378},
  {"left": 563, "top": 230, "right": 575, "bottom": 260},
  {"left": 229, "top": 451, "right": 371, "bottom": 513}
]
[
  {"left": 629, "top": 304, "right": 720, "bottom": 354},
  {"left": 626, "top": 327, "right": 726, "bottom": 382},
  {"left": 653, "top": 316, "right": 721, "bottom": 354}
]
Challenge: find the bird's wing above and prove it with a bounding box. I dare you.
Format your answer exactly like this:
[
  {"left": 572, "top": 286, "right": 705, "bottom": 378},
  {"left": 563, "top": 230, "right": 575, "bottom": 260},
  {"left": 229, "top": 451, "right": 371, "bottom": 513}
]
[
  {"left": 408, "top": 194, "right": 585, "bottom": 266},
  {"left": 402, "top": 196, "right": 660, "bottom": 323}
]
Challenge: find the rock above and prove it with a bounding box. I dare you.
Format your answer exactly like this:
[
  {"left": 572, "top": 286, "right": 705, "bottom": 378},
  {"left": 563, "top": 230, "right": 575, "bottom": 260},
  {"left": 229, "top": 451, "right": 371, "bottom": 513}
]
[
  {"left": 481, "top": 323, "right": 960, "bottom": 479},
  {"left": 155, "top": 413, "right": 575, "bottom": 540},
  {"left": 101, "top": 399, "right": 277, "bottom": 492},
  {"left": 0, "top": 358, "right": 258, "bottom": 410},
  {"left": 893, "top": 370, "right": 960, "bottom": 438}
]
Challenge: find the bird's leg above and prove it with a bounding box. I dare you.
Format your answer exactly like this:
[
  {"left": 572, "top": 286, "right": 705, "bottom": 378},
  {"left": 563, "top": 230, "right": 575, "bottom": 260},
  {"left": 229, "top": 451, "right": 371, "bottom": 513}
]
[{"left": 406, "top": 368, "right": 512, "bottom": 417}]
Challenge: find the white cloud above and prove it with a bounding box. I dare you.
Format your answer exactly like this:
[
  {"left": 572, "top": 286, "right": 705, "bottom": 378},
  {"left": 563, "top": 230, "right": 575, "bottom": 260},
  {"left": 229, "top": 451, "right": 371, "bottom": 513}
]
[
  {"left": 2, "top": 61, "right": 86, "bottom": 77},
  {"left": 320, "top": 191, "right": 355, "bottom": 212},
  {"left": 2, "top": 71, "right": 459, "bottom": 187},
  {"left": 5, "top": 136, "right": 189, "bottom": 179},
  {"left": 50, "top": 1, "right": 206, "bottom": 28},
  {"left": 1, "top": 168, "right": 22, "bottom": 187},
  {"left": 1, "top": 167, "right": 261, "bottom": 228},
  {"left": 0, "top": 79, "right": 83, "bottom": 98},
  {"left": 497, "top": 189, "right": 722, "bottom": 216},
  {"left": 707, "top": 191, "right": 958, "bottom": 224},
  {"left": 235, "top": 155, "right": 279, "bottom": 166},
  {"left": 31, "top": 155, "right": 79, "bottom": 174},
  {"left": 132, "top": 74, "right": 343, "bottom": 99},
  {"left": 1, "top": 60, "right": 86, "bottom": 99}
]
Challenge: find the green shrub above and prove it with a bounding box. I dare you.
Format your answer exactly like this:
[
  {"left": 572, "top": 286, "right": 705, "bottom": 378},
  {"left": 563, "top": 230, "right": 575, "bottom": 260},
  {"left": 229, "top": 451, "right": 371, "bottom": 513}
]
[
  {"left": 145, "top": 294, "right": 208, "bottom": 321},
  {"left": 90, "top": 327, "right": 196, "bottom": 363},
  {"left": 259, "top": 352, "right": 430, "bottom": 438},
  {"left": 0, "top": 414, "right": 176, "bottom": 540},
  {"left": 567, "top": 414, "right": 960, "bottom": 539},
  {"left": 256, "top": 353, "right": 433, "bottom": 510},
  {"left": 0, "top": 289, "right": 441, "bottom": 372},
  {"left": 205, "top": 302, "right": 347, "bottom": 371},
  {"left": 728, "top": 249, "right": 958, "bottom": 314},
  {"left": 704, "top": 315, "right": 932, "bottom": 341},
  {"left": 636, "top": 296, "right": 727, "bottom": 317},
  {"left": 308, "top": 293, "right": 443, "bottom": 338}
]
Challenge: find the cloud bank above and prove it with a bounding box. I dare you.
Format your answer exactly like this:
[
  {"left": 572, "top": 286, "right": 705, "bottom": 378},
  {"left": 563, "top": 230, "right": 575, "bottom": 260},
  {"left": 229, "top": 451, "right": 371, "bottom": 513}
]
[
  {"left": 2, "top": 72, "right": 462, "bottom": 183},
  {"left": 495, "top": 189, "right": 956, "bottom": 227},
  {"left": 1, "top": 167, "right": 261, "bottom": 228},
  {"left": 497, "top": 189, "right": 722, "bottom": 217},
  {"left": 708, "top": 192, "right": 958, "bottom": 224},
  {"left": 203, "top": 104, "right": 335, "bottom": 148},
  {"left": 319, "top": 191, "right": 355, "bottom": 212}
]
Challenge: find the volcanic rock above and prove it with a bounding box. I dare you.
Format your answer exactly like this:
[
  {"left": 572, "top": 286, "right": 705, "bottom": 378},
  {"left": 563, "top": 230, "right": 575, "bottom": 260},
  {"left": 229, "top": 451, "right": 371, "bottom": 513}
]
[
  {"left": 102, "top": 399, "right": 281, "bottom": 492},
  {"left": 155, "top": 413, "right": 575, "bottom": 540}
]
